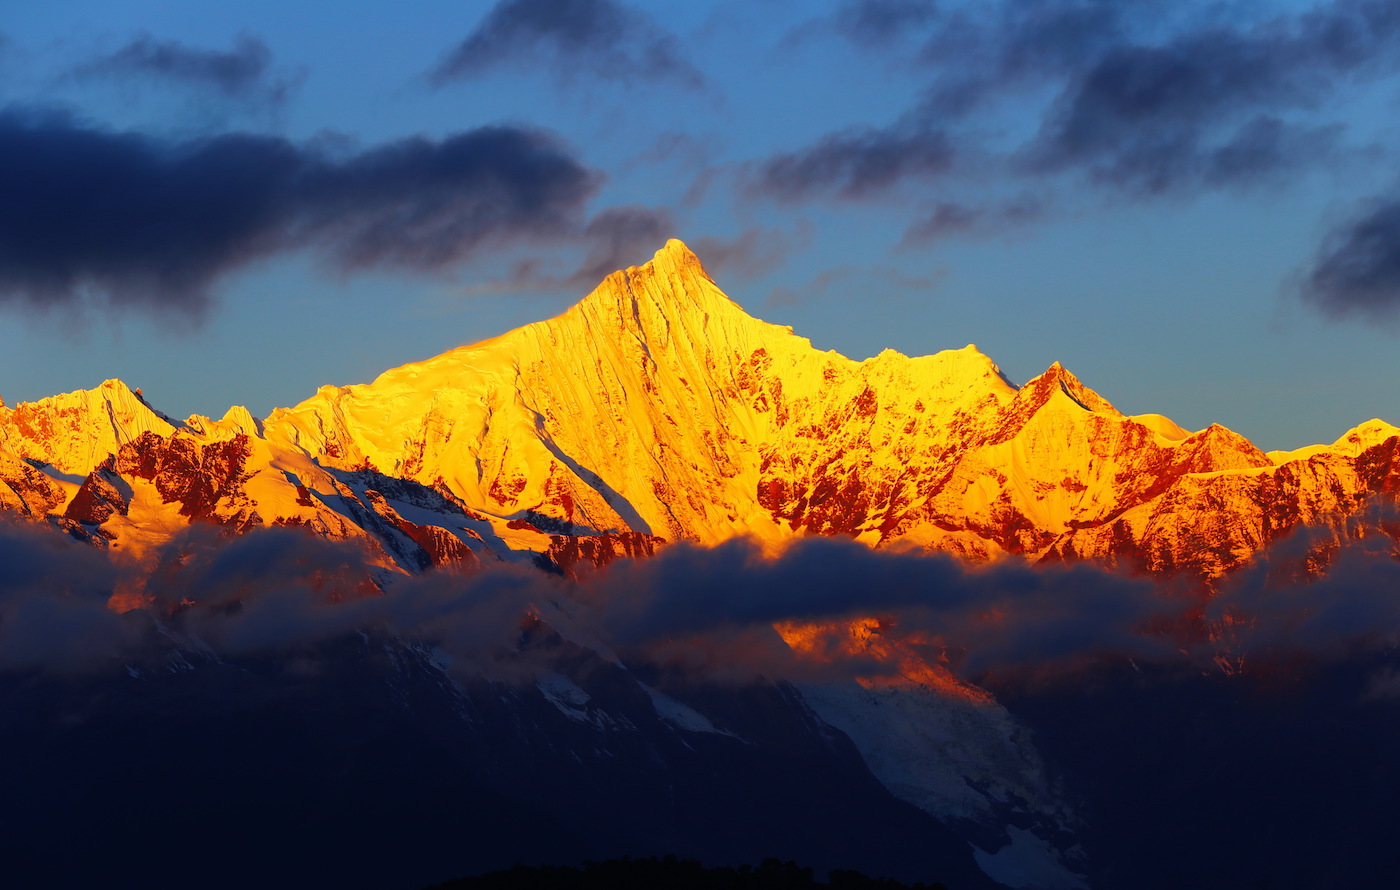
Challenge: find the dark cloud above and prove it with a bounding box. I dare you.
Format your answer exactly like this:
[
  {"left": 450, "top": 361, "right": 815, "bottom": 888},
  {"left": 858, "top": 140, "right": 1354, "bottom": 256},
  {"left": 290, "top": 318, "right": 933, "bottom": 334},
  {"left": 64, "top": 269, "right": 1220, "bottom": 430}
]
[
  {"left": 589, "top": 538, "right": 959, "bottom": 643},
  {"left": 0, "top": 523, "right": 1167, "bottom": 681},
  {"left": 856, "top": 0, "right": 1129, "bottom": 117},
  {"left": 430, "top": 0, "right": 704, "bottom": 90},
  {"left": 1022, "top": 18, "right": 1369, "bottom": 193},
  {"left": 767, "top": 0, "right": 1128, "bottom": 203},
  {"left": 763, "top": 1, "right": 1126, "bottom": 201},
  {"left": 756, "top": 126, "right": 954, "bottom": 200},
  {"left": 71, "top": 32, "right": 297, "bottom": 107},
  {"left": 147, "top": 530, "right": 1170, "bottom": 684},
  {"left": 155, "top": 528, "right": 547, "bottom": 670},
  {"left": 0, "top": 108, "right": 599, "bottom": 317},
  {"left": 935, "top": 2, "right": 1123, "bottom": 93},
  {"left": 769, "top": 0, "right": 1400, "bottom": 204},
  {"left": 1300, "top": 196, "right": 1400, "bottom": 325}
]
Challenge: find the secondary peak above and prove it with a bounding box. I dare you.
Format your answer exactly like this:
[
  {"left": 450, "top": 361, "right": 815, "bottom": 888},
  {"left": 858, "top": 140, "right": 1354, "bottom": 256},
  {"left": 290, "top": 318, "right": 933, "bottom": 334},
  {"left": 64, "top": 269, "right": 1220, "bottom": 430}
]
[{"left": 1021, "top": 361, "right": 1119, "bottom": 415}]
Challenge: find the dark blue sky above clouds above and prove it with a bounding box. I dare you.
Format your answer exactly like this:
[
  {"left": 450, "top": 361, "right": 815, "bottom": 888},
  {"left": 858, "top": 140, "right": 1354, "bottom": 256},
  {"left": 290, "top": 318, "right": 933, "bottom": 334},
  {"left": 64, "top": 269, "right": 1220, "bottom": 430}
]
[{"left": 2, "top": 0, "right": 1399, "bottom": 449}]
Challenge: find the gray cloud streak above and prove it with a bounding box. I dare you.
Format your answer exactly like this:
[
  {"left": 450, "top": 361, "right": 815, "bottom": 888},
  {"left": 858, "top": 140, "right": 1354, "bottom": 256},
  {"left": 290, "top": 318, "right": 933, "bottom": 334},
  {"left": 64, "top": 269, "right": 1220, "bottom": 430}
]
[
  {"left": 1301, "top": 197, "right": 1400, "bottom": 326},
  {"left": 766, "top": 1, "right": 1400, "bottom": 208},
  {"left": 430, "top": 0, "right": 705, "bottom": 90},
  {"left": 71, "top": 32, "right": 297, "bottom": 107}
]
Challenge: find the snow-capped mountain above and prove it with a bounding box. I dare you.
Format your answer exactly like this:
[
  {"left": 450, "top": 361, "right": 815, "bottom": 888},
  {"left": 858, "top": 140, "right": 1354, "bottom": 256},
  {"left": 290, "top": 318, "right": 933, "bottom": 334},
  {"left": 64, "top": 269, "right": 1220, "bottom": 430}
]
[
  {"left": 2, "top": 239, "right": 1395, "bottom": 579},
  {"left": 2, "top": 240, "right": 1398, "bottom": 890}
]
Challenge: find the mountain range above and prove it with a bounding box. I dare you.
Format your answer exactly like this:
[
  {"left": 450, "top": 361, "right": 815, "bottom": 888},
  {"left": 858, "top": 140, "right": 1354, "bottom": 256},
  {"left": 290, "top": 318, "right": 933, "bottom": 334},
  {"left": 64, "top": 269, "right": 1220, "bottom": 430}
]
[
  {"left": 3, "top": 239, "right": 1395, "bottom": 578},
  {"left": 2, "top": 241, "right": 1398, "bottom": 890}
]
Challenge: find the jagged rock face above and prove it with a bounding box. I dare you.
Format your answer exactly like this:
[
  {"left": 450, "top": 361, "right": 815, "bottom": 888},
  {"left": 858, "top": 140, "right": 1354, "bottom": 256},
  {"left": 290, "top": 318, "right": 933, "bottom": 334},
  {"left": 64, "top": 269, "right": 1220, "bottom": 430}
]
[
  {"left": 0, "top": 451, "right": 65, "bottom": 517},
  {"left": 64, "top": 459, "right": 130, "bottom": 526},
  {"left": 0, "top": 239, "right": 1397, "bottom": 580},
  {"left": 116, "top": 431, "right": 256, "bottom": 525},
  {"left": 545, "top": 530, "right": 665, "bottom": 574}
]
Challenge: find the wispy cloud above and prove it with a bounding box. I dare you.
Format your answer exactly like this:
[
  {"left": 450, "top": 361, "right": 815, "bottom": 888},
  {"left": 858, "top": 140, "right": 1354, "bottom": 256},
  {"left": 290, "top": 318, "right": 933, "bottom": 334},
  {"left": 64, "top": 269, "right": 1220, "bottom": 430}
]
[
  {"left": 773, "top": 0, "right": 1400, "bottom": 201},
  {"left": 454, "top": 204, "right": 677, "bottom": 297},
  {"left": 1300, "top": 196, "right": 1400, "bottom": 327},
  {"left": 833, "top": 0, "right": 940, "bottom": 46},
  {"left": 689, "top": 226, "right": 809, "bottom": 279},
  {"left": 901, "top": 197, "right": 1044, "bottom": 243},
  {"left": 429, "top": 0, "right": 705, "bottom": 91},
  {"left": 756, "top": 125, "right": 955, "bottom": 200},
  {"left": 761, "top": 0, "right": 1400, "bottom": 327},
  {"left": 69, "top": 32, "right": 299, "bottom": 109},
  {"left": 571, "top": 205, "right": 677, "bottom": 285}
]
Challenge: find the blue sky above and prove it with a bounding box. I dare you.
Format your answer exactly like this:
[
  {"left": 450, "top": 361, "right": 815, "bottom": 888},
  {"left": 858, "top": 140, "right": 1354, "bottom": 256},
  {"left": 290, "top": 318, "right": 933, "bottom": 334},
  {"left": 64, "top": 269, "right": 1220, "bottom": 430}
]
[{"left": 2, "top": 0, "right": 1398, "bottom": 450}]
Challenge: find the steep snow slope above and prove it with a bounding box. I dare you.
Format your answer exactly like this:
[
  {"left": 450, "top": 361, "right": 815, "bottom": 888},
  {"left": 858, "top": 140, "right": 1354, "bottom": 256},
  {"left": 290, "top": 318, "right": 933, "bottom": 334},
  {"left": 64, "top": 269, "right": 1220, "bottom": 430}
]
[
  {"left": 263, "top": 239, "right": 873, "bottom": 544},
  {"left": 0, "top": 379, "right": 175, "bottom": 476}
]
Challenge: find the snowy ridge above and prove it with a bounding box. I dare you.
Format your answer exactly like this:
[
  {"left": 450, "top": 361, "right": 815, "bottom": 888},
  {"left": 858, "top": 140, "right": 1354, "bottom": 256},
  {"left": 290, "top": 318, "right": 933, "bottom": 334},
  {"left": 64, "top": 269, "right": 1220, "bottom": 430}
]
[
  {"left": 0, "top": 379, "right": 176, "bottom": 476},
  {"left": 0, "top": 238, "right": 1396, "bottom": 577}
]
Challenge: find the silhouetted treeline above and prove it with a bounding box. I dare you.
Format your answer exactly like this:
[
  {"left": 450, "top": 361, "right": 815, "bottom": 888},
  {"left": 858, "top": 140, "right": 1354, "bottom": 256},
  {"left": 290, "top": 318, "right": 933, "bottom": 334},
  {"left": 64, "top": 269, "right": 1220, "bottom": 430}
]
[{"left": 426, "top": 855, "right": 949, "bottom": 890}]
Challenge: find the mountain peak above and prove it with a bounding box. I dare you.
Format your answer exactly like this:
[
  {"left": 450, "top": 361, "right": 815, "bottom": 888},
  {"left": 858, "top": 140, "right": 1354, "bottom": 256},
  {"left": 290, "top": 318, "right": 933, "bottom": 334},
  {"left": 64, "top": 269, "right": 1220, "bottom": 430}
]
[
  {"left": 1332, "top": 418, "right": 1400, "bottom": 455},
  {"left": 566, "top": 239, "right": 765, "bottom": 348},
  {"left": 1019, "top": 362, "right": 1119, "bottom": 415},
  {"left": 0, "top": 378, "right": 177, "bottom": 475},
  {"left": 653, "top": 238, "right": 707, "bottom": 273},
  {"left": 596, "top": 237, "right": 717, "bottom": 300}
]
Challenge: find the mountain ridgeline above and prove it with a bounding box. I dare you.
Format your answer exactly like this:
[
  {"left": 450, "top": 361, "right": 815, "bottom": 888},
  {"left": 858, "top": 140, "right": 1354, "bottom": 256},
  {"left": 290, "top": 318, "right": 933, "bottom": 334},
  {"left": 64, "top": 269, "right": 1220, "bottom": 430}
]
[{"left": 2, "top": 239, "right": 1396, "bottom": 580}]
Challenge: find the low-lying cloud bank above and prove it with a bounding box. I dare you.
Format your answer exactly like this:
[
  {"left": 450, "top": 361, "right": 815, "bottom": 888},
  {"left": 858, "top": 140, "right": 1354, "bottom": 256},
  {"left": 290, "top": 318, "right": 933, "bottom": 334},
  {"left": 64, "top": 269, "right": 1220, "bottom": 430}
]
[{"left": 2, "top": 515, "right": 1397, "bottom": 686}]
